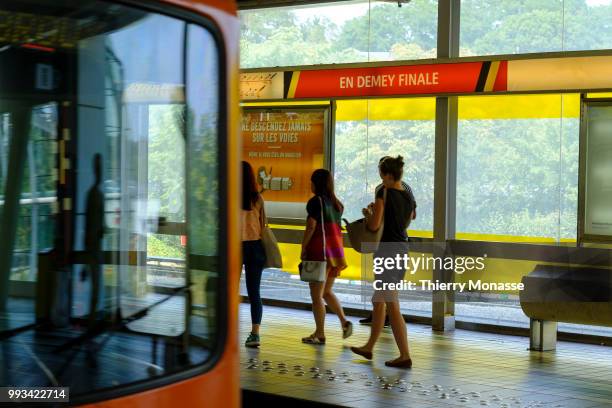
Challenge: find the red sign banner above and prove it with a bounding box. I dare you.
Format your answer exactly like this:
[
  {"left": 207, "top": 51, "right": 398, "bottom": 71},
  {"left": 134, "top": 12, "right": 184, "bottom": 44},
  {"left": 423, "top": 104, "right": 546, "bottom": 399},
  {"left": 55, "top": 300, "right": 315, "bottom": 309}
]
[
  {"left": 287, "top": 61, "right": 507, "bottom": 99},
  {"left": 241, "top": 56, "right": 612, "bottom": 101}
]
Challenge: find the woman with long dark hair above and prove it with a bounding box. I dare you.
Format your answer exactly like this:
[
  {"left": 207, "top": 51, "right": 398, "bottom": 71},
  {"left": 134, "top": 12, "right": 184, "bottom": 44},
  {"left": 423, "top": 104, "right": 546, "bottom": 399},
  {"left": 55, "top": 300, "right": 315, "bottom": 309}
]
[
  {"left": 350, "top": 155, "right": 415, "bottom": 368},
  {"left": 301, "top": 169, "right": 352, "bottom": 344},
  {"left": 241, "top": 161, "right": 267, "bottom": 348}
]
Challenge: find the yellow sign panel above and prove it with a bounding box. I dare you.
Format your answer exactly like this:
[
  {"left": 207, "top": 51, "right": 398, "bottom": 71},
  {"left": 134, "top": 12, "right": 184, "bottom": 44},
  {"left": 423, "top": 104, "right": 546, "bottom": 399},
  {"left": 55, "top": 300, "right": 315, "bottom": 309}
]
[
  {"left": 123, "top": 83, "right": 185, "bottom": 104},
  {"left": 239, "top": 72, "right": 284, "bottom": 100}
]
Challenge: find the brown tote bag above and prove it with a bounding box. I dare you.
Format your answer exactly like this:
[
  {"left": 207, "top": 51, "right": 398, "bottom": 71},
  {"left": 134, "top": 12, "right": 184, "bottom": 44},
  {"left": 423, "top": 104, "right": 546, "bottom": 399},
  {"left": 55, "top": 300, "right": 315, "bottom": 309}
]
[
  {"left": 343, "top": 188, "right": 386, "bottom": 254},
  {"left": 260, "top": 202, "right": 283, "bottom": 269}
]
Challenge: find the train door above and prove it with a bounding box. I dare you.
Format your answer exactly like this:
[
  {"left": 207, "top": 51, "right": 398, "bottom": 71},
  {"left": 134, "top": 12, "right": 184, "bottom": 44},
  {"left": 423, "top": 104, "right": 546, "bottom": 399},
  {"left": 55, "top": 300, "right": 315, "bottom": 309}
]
[{"left": 0, "top": 1, "right": 236, "bottom": 405}]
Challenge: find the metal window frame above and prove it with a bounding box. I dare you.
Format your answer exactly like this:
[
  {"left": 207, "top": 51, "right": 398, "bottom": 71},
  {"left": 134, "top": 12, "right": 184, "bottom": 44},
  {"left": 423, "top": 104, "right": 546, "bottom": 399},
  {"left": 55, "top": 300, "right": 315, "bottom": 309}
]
[
  {"left": 578, "top": 96, "right": 612, "bottom": 245},
  {"left": 237, "top": 0, "right": 356, "bottom": 10},
  {"left": 431, "top": 0, "right": 459, "bottom": 332}
]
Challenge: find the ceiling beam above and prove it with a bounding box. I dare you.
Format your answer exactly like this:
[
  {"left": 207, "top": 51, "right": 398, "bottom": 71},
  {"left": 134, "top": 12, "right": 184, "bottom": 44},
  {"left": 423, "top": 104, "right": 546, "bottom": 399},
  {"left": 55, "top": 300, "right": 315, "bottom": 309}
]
[{"left": 237, "top": 0, "right": 360, "bottom": 11}]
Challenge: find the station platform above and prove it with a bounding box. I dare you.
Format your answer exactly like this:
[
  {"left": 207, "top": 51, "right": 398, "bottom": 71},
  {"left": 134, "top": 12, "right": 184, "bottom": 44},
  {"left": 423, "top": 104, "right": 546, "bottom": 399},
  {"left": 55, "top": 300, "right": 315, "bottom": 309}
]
[{"left": 240, "top": 304, "right": 612, "bottom": 408}]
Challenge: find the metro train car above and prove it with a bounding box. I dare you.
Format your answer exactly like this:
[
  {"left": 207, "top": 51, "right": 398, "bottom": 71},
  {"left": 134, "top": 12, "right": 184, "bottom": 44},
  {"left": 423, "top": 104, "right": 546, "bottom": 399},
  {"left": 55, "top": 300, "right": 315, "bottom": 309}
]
[{"left": 0, "top": 0, "right": 240, "bottom": 406}]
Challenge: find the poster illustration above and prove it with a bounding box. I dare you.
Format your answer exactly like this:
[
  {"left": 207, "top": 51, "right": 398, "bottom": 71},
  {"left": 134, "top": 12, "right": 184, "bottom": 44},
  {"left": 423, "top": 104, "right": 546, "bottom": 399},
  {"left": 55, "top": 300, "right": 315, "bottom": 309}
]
[{"left": 241, "top": 109, "right": 326, "bottom": 203}]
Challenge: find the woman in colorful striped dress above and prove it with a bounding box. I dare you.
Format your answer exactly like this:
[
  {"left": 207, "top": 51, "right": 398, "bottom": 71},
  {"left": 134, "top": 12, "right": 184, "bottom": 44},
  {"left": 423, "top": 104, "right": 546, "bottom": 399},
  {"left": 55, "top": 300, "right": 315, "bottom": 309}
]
[{"left": 301, "top": 169, "right": 353, "bottom": 344}]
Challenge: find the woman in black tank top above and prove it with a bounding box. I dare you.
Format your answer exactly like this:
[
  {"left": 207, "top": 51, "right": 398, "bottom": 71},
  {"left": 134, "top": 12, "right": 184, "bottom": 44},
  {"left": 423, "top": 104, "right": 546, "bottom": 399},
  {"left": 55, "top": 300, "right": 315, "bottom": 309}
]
[{"left": 350, "top": 156, "right": 415, "bottom": 369}]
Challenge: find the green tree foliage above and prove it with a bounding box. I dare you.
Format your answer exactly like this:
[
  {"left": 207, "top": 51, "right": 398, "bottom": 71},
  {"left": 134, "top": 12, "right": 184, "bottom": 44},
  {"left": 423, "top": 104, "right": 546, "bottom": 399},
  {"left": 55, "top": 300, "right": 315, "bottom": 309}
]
[
  {"left": 241, "top": 9, "right": 362, "bottom": 67},
  {"left": 461, "top": 0, "right": 612, "bottom": 55},
  {"left": 240, "top": 1, "right": 438, "bottom": 67},
  {"left": 239, "top": 0, "right": 612, "bottom": 66},
  {"left": 12, "top": 106, "right": 57, "bottom": 264},
  {"left": 148, "top": 105, "right": 186, "bottom": 222},
  {"left": 334, "top": 118, "right": 435, "bottom": 232},
  {"left": 457, "top": 117, "right": 579, "bottom": 239},
  {"left": 188, "top": 111, "right": 220, "bottom": 257},
  {"left": 336, "top": 1, "right": 437, "bottom": 53},
  {"left": 147, "top": 234, "right": 185, "bottom": 259}
]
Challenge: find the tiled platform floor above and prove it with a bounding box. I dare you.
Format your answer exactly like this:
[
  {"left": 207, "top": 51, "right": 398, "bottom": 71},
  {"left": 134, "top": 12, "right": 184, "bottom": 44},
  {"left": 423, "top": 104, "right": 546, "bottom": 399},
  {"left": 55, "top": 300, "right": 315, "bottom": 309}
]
[{"left": 240, "top": 304, "right": 612, "bottom": 408}]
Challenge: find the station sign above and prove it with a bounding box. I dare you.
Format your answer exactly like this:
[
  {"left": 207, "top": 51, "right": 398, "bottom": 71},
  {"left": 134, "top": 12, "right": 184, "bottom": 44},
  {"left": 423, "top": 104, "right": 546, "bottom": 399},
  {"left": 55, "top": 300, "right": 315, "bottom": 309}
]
[
  {"left": 240, "top": 55, "right": 612, "bottom": 100},
  {"left": 241, "top": 61, "right": 506, "bottom": 99},
  {"left": 240, "top": 72, "right": 284, "bottom": 100},
  {"left": 286, "top": 61, "right": 506, "bottom": 98}
]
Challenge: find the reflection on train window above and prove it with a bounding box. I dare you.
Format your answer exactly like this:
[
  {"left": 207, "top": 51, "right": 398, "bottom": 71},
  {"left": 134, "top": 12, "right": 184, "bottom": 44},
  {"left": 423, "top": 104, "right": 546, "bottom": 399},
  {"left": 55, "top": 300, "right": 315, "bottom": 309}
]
[{"left": 0, "top": 0, "right": 221, "bottom": 400}]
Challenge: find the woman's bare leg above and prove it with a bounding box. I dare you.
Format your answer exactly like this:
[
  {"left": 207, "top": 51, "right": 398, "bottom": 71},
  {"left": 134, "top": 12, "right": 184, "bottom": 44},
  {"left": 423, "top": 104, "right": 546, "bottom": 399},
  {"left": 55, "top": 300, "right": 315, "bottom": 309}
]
[
  {"left": 354, "top": 301, "right": 385, "bottom": 353},
  {"left": 322, "top": 275, "right": 347, "bottom": 326},
  {"left": 309, "top": 281, "right": 326, "bottom": 338},
  {"left": 386, "top": 300, "right": 410, "bottom": 360}
]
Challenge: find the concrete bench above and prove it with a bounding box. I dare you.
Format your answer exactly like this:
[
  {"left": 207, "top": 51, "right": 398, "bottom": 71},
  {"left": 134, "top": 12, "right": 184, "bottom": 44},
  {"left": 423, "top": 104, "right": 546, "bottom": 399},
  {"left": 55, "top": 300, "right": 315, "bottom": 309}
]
[{"left": 520, "top": 264, "right": 612, "bottom": 350}]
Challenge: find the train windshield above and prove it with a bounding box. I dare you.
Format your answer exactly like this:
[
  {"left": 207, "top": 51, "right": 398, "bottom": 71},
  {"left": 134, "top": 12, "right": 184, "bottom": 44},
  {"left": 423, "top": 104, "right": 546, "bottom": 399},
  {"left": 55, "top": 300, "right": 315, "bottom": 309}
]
[{"left": 0, "top": 0, "right": 223, "bottom": 401}]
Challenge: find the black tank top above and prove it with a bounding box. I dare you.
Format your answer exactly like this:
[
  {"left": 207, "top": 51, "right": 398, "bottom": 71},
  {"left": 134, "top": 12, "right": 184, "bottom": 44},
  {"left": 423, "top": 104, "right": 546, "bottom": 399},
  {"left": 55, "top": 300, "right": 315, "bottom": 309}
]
[{"left": 376, "top": 187, "right": 415, "bottom": 243}]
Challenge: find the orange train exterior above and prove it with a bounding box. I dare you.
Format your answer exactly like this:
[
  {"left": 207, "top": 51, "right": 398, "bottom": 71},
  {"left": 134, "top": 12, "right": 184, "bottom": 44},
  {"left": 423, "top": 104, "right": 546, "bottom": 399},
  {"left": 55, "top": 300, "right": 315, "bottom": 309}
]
[{"left": 83, "top": 0, "right": 240, "bottom": 407}]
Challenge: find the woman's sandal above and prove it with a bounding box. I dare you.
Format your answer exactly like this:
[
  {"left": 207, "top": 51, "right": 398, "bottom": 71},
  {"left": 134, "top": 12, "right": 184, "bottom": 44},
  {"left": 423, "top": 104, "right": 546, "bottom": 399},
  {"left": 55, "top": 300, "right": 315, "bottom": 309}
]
[
  {"left": 350, "top": 346, "right": 372, "bottom": 360},
  {"left": 302, "top": 334, "right": 326, "bottom": 345},
  {"left": 384, "top": 358, "right": 412, "bottom": 369},
  {"left": 342, "top": 321, "right": 353, "bottom": 339}
]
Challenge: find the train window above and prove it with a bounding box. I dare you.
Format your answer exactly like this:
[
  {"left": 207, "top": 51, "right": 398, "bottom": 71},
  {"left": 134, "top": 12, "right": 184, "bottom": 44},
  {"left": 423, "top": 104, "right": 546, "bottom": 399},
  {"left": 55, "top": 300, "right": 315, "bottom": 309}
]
[{"left": 0, "top": 0, "right": 224, "bottom": 401}]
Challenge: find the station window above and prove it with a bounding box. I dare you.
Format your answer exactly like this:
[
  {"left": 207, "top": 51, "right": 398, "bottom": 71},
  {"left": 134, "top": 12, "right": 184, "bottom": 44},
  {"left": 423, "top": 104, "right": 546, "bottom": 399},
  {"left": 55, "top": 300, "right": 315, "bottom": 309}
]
[
  {"left": 0, "top": 0, "right": 223, "bottom": 402},
  {"left": 1, "top": 105, "right": 57, "bottom": 282},
  {"left": 460, "top": 0, "right": 612, "bottom": 56},
  {"left": 456, "top": 94, "right": 579, "bottom": 242},
  {"left": 332, "top": 97, "right": 436, "bottom": 317},
  {"left": 239, "top": 0, "right": 438, "bottom": 68},
  {"left": 335, "top": 98, "right": 435, "bottom": 236}
]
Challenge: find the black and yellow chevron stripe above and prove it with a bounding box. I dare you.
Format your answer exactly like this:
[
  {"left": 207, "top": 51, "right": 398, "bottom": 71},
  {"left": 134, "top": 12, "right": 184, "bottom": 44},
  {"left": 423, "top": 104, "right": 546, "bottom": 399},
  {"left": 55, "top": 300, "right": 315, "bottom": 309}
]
[{"left": 475, "top": 61, "right": 502, "bottom": 92}]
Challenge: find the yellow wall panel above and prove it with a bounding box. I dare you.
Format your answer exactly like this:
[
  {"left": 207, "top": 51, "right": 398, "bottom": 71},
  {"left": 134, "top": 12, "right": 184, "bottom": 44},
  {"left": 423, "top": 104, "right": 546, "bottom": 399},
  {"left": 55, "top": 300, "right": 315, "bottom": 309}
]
[
  {"left": 274, "top": 234, "right": 610, "bottom": 296},
  {"left": 277, "top": 242, "right": 364, "bottom": 280},
  {"left": 335, "top": 94, "right": 580, "bottom": 122},
  {"left": 458, "top": 94, "right": 580, "bottom": 120},
  {"left": 336, "top": 98, "right": 435, "bottom": 121},
  {"left": 335, "top": 100, "right": 368, "bottom": 121},
  {"left": 586, "top": 92, "right": 612, "bottom": 98},
  {"left": 243, "top": 94, "right": 581, "bottom": 121},
  {"left": 456, "top": 232, "right": 557, "bottom": 243},
  {"left": 368, "top": 98, "right": 436, "bottom": 121},
  {"left": 343, "top": 247, "right": 363, "bottom": 280},
  {"left": 241, "top": 100, "right": 329, "bottom": 107}
]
